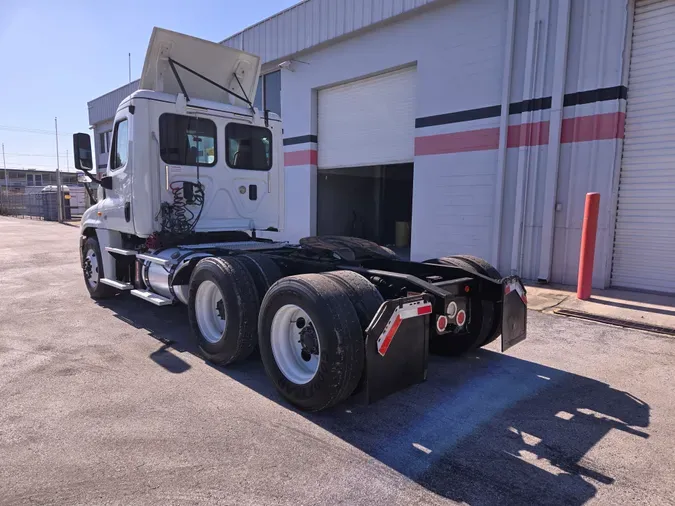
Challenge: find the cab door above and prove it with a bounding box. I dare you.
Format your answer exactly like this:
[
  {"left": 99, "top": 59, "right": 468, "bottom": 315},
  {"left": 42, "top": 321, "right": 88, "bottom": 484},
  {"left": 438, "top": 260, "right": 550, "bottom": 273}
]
[{"left": 101, "top": 111, "right": 135, "bottom": 234}]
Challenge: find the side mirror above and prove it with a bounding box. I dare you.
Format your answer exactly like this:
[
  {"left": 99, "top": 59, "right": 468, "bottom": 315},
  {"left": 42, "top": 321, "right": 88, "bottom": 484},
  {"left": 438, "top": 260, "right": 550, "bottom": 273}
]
[
  {"left": 100, "top": 176, "right": 113, "bottom": 190},
  {"left": 73, "top": 133, "right": 93, "bottom": 172}
]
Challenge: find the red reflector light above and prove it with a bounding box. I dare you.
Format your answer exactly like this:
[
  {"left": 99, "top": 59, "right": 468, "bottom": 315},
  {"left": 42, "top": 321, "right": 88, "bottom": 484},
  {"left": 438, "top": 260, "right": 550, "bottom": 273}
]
[
  {"left": 456, "top": 310, "right": 466, "bottom": 327},
  {"left": 417, "top": 305, "right": 432, "bottom": 316},
  {"left": 464, "top": 285, "right": 470, "bottom": 293},
  {"left": 436, "top": 315, "right": 448, "bottom": 332}
]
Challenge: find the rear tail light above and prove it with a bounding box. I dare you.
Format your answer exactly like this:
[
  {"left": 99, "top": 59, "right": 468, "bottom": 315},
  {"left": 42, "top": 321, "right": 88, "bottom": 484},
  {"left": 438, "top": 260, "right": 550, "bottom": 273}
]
[{"left": 456, "top": 310, "right": 466, "bottom": 327}]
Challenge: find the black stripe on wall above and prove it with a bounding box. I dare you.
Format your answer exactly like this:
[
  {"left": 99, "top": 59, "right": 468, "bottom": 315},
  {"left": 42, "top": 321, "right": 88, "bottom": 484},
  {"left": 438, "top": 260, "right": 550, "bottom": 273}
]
[
  {"left": 415, "top": 85, "right": 627, "bottom": 128},
  {"left": 509, "top": 96, "right": 552, "bottom": 115},
  {"left": 283, "top": 134, "right": 318, "bottom": 146},
  {"left": 563, "top": 85, "right": 628, "bottom": 107},
  {"left": 415, "top": 105, "right": 501, "bottom": 128}
]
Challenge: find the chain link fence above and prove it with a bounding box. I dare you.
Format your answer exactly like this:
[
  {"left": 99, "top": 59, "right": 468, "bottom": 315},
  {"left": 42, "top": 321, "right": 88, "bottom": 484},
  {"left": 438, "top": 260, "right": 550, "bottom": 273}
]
[
  {"left": 0, "top": 186, "right": 90, "bottom": 221},
  {"left": 0, "top": 191, "right": 47, "bottom": 219}
]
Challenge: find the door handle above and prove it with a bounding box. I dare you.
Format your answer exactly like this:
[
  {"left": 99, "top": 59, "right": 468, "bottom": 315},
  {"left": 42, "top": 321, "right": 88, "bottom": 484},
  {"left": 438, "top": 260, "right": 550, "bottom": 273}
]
[{"left": 124, "top": 202, "right": 131, "bottom": 222}]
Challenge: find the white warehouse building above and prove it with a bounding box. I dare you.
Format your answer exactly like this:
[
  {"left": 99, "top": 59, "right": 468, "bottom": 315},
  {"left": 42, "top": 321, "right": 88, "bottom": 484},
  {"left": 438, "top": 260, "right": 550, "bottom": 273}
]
[{"left": 88, "top": 0, "right": 675, "bottom": 293}]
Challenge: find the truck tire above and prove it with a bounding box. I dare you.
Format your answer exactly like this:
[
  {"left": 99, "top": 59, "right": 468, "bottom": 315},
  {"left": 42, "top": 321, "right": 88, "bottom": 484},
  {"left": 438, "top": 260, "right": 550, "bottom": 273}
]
[
  {"left": 188, "top": 257, "right": 259, "bottom": 365},
  {"left": 237, "top": 253, "right": 283, "bottom": 304},
  {"left": 424, "top": 256, "right": 502, "bottom": 351},
  {"left": 81, "top": 236, "right": 117, "bottom": 299},
  {"left": 299, "top": 236, "right": 398, "bottom": 260},
  {"left": 451, "top": 254, "right": 501, "bottom": 280},
  {"left": 322, "top": 270, "right": 384, "bottom": 394},
  {"left": 379, "top": 246, "right": 399, "bottom": 259},
  {"left": 322, "top": 270, "right": 384, "bottom": 333},
  {"left": 258, "top": 273, "right": 364, "bottom": 411}
]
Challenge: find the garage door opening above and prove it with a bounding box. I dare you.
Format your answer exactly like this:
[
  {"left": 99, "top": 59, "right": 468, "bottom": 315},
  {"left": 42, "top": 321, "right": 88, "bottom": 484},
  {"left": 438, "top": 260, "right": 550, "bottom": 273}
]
[{"left": 317, "top": 163, "right": 413, "bottom": 257}]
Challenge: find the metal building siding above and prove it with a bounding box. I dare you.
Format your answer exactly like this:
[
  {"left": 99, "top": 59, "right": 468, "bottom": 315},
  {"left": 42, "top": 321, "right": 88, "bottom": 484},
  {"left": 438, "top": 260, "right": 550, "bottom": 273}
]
[
  {"left": 277, "top": 0, "right": 507, "bottom": 253},
  {"left": 611, "top": 0, "right": 675, "bottom": 292},
  {"left": 317, "top": 67, "right": 416, "bottom": 168},
  {"left": 87, "top": 80, "right": 140, "bottom": 126},
  {"left": 529, "top": 0, "right": 630, "bottom": 288},
  {"left": 221, "top": 0, "right": 437, "bottom": 64},
  {"left": 550, "top": 0, "right": 630, "bottom": 288}
]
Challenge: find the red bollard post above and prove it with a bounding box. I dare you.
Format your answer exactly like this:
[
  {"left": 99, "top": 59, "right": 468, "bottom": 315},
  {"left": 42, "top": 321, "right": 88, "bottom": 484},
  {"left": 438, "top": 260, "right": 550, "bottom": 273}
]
[{"left": 577, "top": 192, "right": 600, "bottom": 300}]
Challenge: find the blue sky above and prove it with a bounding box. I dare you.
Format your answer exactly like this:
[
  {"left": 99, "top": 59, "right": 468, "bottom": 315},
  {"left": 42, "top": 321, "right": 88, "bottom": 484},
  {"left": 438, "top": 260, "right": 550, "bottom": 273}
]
[{"left": 0, "top": 0, "right": 297, "bottom": 172}]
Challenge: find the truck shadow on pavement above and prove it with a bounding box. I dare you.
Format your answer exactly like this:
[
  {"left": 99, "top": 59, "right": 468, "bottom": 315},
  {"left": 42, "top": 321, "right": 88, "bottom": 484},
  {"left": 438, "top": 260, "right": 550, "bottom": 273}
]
[{"left": 99, "top": 297, "right": 651, "bottom": 506}]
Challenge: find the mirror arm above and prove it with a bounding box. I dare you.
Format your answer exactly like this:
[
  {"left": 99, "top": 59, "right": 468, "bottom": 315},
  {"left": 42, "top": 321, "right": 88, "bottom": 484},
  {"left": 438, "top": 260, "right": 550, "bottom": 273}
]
[
  {"left": 83, "top": 183, "right": 98, "bottom": 204},
  {"left": 78, "top": 168, "right": 103, "bottom": 185}
]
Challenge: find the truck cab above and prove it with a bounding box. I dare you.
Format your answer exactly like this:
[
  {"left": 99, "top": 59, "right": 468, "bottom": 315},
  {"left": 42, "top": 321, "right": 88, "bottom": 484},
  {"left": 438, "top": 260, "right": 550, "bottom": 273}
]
[{"left": 78, "top": 27, "right": 284, "bottom": 240}]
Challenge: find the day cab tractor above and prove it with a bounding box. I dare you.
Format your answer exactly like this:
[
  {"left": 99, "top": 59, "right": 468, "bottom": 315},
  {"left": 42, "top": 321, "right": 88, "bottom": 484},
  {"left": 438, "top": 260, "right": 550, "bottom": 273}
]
[{"left": 73, "top": 28, "right": 527, "bottom": 411}]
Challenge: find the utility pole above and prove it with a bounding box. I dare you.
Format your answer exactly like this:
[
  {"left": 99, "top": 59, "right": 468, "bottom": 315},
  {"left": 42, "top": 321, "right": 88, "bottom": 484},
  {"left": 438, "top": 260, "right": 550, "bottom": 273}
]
[
  {"left": 66, "top": 149, "right": 69, "bottom": 171},
  {"left": 129, "top": 53, "right": 131, "bottom": 83},
  {"left": 55, "top": 117, "right": 63, "bottom": 222},
  {"left": 2, "top": 143, "right": 8, "bottom": 209}
]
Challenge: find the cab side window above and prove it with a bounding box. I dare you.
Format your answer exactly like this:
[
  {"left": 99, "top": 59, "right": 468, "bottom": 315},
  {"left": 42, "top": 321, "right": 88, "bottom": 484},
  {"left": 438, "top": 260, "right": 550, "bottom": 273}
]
[
  {"left": 111, "top": 119, "right": 129, "bottom": 170},
  {"left": 159, "top": 113, "right": 217, "bottom": 166},
  {"left": 225, "top": 123, "right": 272, "bottom": 171}
]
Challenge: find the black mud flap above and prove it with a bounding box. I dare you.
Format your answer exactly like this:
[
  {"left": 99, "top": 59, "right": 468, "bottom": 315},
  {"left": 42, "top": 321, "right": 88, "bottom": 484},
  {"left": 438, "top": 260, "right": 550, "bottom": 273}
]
[
  {"left": 501, "top": 276, "right": 527, "bottom": 352},
  {"left": 362, "top": 294, "right": 433, "bottom": 404}
]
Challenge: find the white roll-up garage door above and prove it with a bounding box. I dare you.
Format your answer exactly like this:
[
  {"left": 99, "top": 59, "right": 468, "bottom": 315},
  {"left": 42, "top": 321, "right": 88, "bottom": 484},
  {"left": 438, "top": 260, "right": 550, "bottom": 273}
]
[
  {"left": 318, "top": 67, "right": 416, "bottom": 169},
  {"left": 611, "top": 0, "right": 675, "bottom": 293}
]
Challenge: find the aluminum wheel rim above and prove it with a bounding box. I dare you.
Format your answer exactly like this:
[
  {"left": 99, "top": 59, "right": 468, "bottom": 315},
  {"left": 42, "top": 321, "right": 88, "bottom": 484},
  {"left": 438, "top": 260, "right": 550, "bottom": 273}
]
[
  {"left": 195, "top": 280, "right": 226, "bottom": 344},
  {"left": 85, "top": 249, "right": 99, "bottom": 288},
  {"left": 270, "top": 304, "right": 320, "bottom": 385}
]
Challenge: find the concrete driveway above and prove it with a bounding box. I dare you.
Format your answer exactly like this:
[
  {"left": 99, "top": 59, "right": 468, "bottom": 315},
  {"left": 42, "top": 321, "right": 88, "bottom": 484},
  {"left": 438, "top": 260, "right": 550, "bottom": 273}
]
[{"left": 1, "top": 217, "right": 674, "bottom": 505}]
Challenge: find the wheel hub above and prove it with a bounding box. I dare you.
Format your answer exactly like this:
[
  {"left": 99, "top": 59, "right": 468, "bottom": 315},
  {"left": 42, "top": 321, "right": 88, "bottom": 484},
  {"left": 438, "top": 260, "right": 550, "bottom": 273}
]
[
  {"left": 216, "top": 299, "right": 226, "bottom": 320},
  {"left": 298, "top": 323, "right": 319, "bottom": 358},
  {"left": 270, "top": 304, "right": 321, "bottom": 385},
  {"left": 84, "top": 249, "right": 99, "bottom": 288},
  {"left": 195, "top": 280, "right": 227, "bottom": 344}
]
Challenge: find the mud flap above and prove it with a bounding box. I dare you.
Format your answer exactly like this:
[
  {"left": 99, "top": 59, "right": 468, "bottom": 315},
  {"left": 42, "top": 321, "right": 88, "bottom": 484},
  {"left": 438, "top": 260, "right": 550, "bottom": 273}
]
[
  {"left": 362, "top": 295, "right": 432, "bottom": 404},
  {"left": 501, "top": 276, "right": 527, "bottom": 352}
]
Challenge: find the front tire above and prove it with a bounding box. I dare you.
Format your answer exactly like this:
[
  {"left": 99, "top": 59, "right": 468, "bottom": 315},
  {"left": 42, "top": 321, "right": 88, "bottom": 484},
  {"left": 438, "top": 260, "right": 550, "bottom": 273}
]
[
  {"left": 81, "top": 236, "right": 117, "bottom": 299},
  {"left": 188, "top": 257, "right": 259, "bottom": 365},
  {"left": 258, "top": 274, "right": 364, "bottom": 411}
]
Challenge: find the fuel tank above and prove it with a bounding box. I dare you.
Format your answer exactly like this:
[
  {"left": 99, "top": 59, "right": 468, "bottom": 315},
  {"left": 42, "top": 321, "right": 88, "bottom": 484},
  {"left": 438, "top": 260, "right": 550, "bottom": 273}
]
[{"left": 140, "top": 248, "right": 209, "bottom": 305}]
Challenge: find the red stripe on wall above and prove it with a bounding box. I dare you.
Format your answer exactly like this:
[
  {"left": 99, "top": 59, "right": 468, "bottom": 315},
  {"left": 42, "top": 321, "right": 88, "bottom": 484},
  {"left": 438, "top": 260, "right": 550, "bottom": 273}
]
[
  {"left": 284, "top": 149, "right": 318, "bottom": 166},
  {"left": 414, "top": 127, "right": 500, "bottom": 155},
  {"left": 561, "top": 111, "right": 625, "bottom": 143},
  {"left": 415, "top": 112, "right": 625, "bottom": 156},
  {"left": 507, "top": 120, "right": 550, "bottom": 148}
]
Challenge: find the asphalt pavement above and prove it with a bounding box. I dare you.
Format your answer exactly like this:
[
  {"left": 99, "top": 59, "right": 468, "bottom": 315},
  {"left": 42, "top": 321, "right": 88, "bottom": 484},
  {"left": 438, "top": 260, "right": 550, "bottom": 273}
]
[{"left": 1, "top": 216, "right": 674, "bottom": 505}]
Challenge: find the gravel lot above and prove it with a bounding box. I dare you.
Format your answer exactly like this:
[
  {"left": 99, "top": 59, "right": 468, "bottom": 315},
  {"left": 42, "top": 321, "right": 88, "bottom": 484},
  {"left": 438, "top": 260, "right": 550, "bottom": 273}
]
[{"left": 1, "top": 216, "right": 674, "bottom": 505}]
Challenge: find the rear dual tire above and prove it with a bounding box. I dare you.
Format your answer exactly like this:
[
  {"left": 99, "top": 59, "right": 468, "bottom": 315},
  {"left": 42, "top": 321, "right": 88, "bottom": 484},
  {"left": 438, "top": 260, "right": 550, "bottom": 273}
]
[
  {"left": 259, "top": 271, "right": 381, "bottom": 411},
  {"left": 188, "top": 258, "right": 380, "bottom": 411},
  {"left": 188, "top": 257, "right": 260, "bottom": 365}
]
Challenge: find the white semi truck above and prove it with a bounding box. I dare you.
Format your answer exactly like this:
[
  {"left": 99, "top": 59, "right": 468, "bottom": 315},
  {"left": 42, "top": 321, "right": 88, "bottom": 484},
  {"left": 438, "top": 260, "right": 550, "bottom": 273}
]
[{"left": 73, "top": 28, "right": 527, "bottom": 411}]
